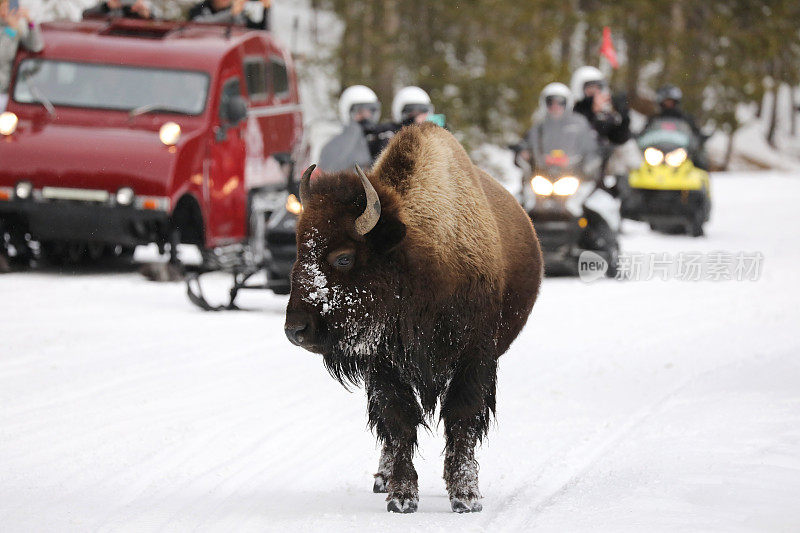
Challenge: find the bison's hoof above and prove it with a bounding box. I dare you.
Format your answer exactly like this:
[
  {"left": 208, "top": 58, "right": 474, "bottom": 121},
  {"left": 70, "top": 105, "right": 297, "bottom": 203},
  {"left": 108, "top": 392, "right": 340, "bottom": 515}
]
[
  {"left": 387, "top": 497, "right": 418, "bottom": 513},
  {"left": 373, "top": 474, "right": 388, "bottom": 493},
  {"left": 451, "top": 498, "right": 482, "bottom": 513}
]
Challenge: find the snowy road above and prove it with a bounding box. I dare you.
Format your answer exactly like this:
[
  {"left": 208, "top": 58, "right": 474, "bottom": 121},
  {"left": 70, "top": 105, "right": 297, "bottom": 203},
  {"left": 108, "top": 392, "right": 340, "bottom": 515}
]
[{"left": 1, "top": 172, "right": 799, "bottom": 532}]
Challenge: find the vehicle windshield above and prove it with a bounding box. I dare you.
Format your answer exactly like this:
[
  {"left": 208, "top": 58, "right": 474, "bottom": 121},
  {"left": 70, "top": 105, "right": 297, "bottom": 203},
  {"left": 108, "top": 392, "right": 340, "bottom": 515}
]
[
  {"left": 639, "top": 118, "right": 693, "bottom": 150},
  {"left": 12, "top": 59, "right": 209, "bottom": 115}
]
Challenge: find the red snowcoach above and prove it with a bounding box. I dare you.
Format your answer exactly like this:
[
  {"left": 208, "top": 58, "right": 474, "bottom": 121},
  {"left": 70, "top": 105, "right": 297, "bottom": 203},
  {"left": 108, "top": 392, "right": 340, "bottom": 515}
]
[{"left": 0, "top": 17, "right": 306, "bottom": 297}]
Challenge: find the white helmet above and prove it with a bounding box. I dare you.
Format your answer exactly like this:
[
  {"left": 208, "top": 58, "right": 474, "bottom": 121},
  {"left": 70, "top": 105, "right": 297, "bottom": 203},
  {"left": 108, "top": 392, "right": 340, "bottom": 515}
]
[
  {"left": 539, "top": 82, "right": 573, "bottom": 112},
  {"left": 338, "top": 85, "right": 381, "bottom": 125},
  {"left": 392, "top": 86, "right": 433, "bottom": 123},
  {"left": 570, "top": 66, "right": 605, "bottom": 100}
]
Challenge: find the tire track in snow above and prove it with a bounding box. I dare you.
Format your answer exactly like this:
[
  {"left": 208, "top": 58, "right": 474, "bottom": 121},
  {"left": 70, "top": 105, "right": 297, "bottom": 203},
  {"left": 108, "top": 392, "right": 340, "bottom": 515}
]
[{"left": 482, "top": 350, "right": 788, "bottom": 530}]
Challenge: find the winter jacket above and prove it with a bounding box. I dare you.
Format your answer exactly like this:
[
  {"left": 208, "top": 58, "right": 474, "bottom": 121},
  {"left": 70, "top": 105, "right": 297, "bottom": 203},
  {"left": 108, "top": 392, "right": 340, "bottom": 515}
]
[
  {"left": 188, "top": 1, "right": 270, "bottom": 30},
  {"left": 318, "top": 122, "right": 373, "bottom": 172},
  {"left": 573, "top": 93, "right": 631, "bottom": 146},
  {"left": 82, "top": 2, "right": 161, "bottom": 20},
  {"left": 523, "top": 111, "right": 601, "bottom": 179},
  {"left": 0, "top": 18, "right": 44, "bottom": 94}
]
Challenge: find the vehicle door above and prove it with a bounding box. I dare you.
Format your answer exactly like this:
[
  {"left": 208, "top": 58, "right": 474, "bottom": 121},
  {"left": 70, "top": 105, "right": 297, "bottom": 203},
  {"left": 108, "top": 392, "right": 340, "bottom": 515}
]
[{"left": 207, "top": 75, "right": 247, "bottom": 244}]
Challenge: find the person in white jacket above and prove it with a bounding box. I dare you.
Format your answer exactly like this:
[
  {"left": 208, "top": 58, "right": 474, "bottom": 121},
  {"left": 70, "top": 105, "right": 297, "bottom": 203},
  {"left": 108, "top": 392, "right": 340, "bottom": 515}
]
[{"left": 0, "top": 0, "right": 44, "bottom": 111}]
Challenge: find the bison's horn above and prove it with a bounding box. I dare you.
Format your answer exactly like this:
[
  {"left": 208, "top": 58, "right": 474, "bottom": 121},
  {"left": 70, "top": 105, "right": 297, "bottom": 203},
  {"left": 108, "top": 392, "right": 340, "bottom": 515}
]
[
  {"left": 299, "top": 164, "right": 316, "bottom": 206},
  {"left": 354, "top": 164, "right": 381, "bottom": 235}
]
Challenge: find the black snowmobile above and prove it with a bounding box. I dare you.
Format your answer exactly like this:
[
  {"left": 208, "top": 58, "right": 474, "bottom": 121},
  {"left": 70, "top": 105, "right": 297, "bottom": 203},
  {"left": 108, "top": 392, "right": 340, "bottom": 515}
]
[{"left": 513, "top": 123, "right": 620, "bottom": 277}]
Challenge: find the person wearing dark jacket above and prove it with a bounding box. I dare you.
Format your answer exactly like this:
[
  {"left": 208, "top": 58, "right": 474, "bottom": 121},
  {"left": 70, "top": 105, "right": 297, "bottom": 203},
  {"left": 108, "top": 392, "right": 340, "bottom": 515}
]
[
  {"left": 644, "top": 84, "right": 708, "bottom": 170},
  {"left": 188, "top": 0, "right": 270, "bottom": 31},
  {"left": 571, "top": 65, "right": 631, "bottom": 147},
  {"left": 82, "top": 0, "right": 159, "bottom": 20},
  {"left": 644, "top": 84, "right": 702, "bottom": 138}
]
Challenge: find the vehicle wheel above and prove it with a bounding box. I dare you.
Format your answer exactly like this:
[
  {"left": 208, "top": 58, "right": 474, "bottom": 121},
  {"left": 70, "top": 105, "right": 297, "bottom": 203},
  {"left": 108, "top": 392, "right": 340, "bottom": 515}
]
[
  {"left": 269, "top": 270, "right": 291, "bottom": 295},
  {"left": 40, "top": 241, "right": 68, "bottom": 266},
  {"left": 272, "top": 284, "right": 291, "bottom": 295},
  {"left": 66, "top": 242, "right": 87, "bottom": 263},
  {"left": 604, "top": 240, "right": 620, "bottom": 278},
  {"left": 581, "top": 215, "right": 620, "bottom": 278}
]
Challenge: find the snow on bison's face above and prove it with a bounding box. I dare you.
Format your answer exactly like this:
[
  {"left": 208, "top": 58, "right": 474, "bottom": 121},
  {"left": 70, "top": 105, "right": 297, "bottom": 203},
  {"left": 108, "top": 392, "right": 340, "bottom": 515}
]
[{"left": 284, "top": 165, "right": 407, "bottom": 359}]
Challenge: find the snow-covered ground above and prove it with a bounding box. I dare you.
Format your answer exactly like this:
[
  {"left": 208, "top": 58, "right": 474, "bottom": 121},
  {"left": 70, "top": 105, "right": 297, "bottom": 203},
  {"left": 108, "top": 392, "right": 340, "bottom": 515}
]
[{"left": 1, "top": 172, "right": 799, "bottom": 532}]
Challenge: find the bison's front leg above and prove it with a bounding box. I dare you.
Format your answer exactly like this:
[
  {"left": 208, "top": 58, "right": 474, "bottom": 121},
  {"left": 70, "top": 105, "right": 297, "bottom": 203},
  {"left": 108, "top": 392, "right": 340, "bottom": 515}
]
[
  {"left": 372, "top": 442, "right": 392, "bottom": 493},
  {"left": 367, "top": 368, "right": 423, "bottom": 513},
  {"left": 441, "top": 355, "right": 498, "bottom": 513}
]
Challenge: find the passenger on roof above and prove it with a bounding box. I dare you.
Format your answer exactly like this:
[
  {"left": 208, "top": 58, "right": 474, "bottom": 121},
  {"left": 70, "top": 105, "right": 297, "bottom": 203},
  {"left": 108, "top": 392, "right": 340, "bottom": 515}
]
[
  {"left": 82, "top": 0, "right": 160, "bottom": 20},
  {"left": 188, "top": 0, "right": 271, "bottom": 31},
  {"left": 1, "top": 0, "right": 44, "bottom": 111}
]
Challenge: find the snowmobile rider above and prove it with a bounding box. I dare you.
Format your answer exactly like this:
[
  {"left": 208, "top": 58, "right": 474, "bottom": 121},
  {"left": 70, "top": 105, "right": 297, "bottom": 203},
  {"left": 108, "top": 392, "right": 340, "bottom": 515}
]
[
  {"left": 571, "top": 66, "right": 631, "bottom": 147},
  {"left": 644, "top": 84, "right": 708, "bottom": 170},
  {"left": 189, "top": 0, "right": 271, "bottom": 31},
  {"left": 318, "top": 85, "right": 382, "bottom": 172},
  {"left": 645, "top": 84, "right": 702, "bottom": 137},
  {"left": 392, "top": 85, "right": 435, "bottom": 127},
  {"left": 519, "top": 82, "right": 601, "bottom": 187},
  {"left": 358, "top": 85, "right": 438, "bottom": 161}
]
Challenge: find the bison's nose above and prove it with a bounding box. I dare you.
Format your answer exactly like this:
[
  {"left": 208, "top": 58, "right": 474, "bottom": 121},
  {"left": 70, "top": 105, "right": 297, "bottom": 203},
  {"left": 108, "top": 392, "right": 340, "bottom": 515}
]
[
  {"left": 285, "top": 311, "right": 313, "bottom": 346},
  {"left": 285, "top": 321, "right": 308, "bottom": 346}
]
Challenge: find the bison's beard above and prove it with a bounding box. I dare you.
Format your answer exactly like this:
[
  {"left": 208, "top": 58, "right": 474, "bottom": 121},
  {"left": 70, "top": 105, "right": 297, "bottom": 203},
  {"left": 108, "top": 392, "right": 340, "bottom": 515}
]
[{"left": 322, "top": 313, "right": 390, "bottom": 388}]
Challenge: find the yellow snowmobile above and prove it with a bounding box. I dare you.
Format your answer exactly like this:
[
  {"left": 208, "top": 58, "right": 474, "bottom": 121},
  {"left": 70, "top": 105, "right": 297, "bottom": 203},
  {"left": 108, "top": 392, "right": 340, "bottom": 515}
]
[{"left": 622, "top": 118, "right": 711, "bottom": 236}]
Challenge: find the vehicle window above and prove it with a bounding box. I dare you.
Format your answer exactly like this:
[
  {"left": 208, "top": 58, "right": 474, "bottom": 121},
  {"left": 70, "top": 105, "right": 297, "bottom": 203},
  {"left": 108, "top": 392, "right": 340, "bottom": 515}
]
[
  {"left": 271, "top": 58, "right": 289, "bottom": 97},
  {"left": 220, "top": 77, "right": 242, "bottom": 121},
  {"left": 12, "top": 59, "right": 209, "bottom": 115},
  {"left": 244, "top": 59, "right": 268, "bottom": 101}
]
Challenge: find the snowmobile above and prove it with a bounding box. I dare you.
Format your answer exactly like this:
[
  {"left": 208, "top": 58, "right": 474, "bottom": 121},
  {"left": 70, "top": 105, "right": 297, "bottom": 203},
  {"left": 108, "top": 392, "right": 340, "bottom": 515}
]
[
  {"left": 621, "top": 118, "right": 711, "bottom": 236},
  {"left": 514, "top": 145, "right": 620, "bottom": 277}
]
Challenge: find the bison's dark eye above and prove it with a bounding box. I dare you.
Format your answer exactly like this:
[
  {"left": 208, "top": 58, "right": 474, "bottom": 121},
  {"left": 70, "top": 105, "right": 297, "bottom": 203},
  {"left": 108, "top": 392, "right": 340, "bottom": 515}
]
[{"left": 328, "top": 251, "right": 355, "bottom": 271}]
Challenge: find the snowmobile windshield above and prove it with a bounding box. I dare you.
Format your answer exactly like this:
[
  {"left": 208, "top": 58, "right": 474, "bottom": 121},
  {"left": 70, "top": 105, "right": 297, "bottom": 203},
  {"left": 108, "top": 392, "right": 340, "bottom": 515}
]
[
  {"left": 638, "top": 118, "right": 694, "bottom": 152},
  {"left": 538, "top": 150, "right": 584, "bottom": 178},
  {"left": 12, "top": 59, "right": 209, "bottom": 115}
]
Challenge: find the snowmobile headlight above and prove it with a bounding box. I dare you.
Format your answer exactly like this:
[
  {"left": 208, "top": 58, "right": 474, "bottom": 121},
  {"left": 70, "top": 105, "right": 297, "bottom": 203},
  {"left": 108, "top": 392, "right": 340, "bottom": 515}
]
[
  {"left": 664, "top": 148, "right": 688, "bottom": 167},
  {"left": 531, "top": 175, "right": 553, "bottom": 196},
  {"left": 285, "top": 193, "right": 303, "bottom": 215},
  {"left": 644, "top": 147, "right": 664, "bottom": 166},
  {"left": 0, "top": 112, "right": 18, "bottom": 136},
  {"left": 15, "top": 181, "right": 33, "bottom": 200},
  {"left": 159, "top": 122, "right": 181, "bottom": 146},
  {"left": 553, "top": 176, "right": 580, "bottom": 196}
]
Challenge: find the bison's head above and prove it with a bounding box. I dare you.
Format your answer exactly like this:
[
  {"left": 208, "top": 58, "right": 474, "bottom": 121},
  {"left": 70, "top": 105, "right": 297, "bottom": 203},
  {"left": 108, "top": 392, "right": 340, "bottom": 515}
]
[{"left": 284, "top": 164, "right": 407, "bottom": 362}]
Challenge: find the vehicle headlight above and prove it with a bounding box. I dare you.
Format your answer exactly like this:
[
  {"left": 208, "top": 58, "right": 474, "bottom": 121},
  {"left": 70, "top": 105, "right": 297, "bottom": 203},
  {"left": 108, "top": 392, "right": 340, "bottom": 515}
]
[
  {"left": 116, "top": 187, "right": 135, "bottom": 206},
  {"left": 0, "top": 112, "right": 18, "bottom": 136},
  {"left": 664, "top": 148, "right": 688, "bottom": 167},
  {"left": 553, "top": 176, "right": 580, "bottom": 196},
  {"left": 159, "top": 122, "right": 181, "bottom": 146},
  {"left": 531, "top": 175, "right": 554, "bottom": 196},
  {"left": 644, "top": 147, "right": 664, "bottom": 166},
  {"left": 285, "top": 193, "right": 303, "bottom": 215},
  {"left": 15, "top": 181, "right": 33, "bottom": 200}
]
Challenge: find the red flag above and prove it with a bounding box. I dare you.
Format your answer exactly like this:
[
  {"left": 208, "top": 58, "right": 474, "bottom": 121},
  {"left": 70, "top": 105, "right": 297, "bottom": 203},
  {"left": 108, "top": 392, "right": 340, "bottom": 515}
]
[{"left": 600, "top": 26, "right": 619, "bottom": 69}]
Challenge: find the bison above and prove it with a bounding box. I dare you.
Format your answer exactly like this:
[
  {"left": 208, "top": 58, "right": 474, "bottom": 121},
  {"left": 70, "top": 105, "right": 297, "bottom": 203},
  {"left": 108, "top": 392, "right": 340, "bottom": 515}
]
[{"left": 284, "top": 123, "right": 542, "bottom": 513}]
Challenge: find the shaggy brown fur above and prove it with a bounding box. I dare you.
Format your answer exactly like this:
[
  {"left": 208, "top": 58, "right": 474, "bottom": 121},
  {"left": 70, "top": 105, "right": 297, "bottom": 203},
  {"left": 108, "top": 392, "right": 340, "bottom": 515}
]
[{"left": 285, "top": 122, "right": 542, "bottom": 514}]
